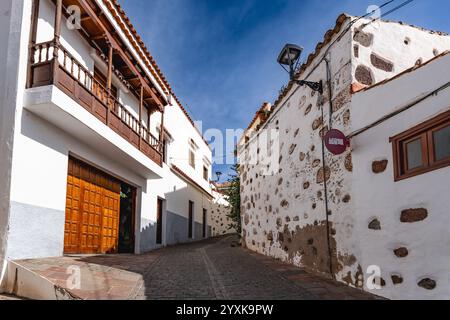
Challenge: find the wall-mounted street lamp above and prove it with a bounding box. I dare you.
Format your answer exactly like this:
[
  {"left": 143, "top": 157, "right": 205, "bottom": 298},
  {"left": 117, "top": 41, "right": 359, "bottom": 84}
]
[
  {"left": 215, "top": 171, "right": 223, "bottom": 182},
  {"left": 277, "top": 43, "right": 323, "bottom": 94}
]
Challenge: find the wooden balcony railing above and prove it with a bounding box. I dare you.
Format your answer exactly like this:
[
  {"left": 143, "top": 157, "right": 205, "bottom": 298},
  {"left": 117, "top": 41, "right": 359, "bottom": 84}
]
[{"left": 28, "top": 41, "right": 163, "bottom": 166}]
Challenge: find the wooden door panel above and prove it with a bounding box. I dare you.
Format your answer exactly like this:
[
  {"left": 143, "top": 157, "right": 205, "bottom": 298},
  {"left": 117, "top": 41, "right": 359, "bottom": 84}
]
[{"left": 64, "top": 157, "right": 121, "bottom": 254}]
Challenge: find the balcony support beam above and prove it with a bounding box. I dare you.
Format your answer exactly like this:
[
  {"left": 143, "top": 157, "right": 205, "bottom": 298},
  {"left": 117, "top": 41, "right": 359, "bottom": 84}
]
[
  {"left": 27, "top": 0, "right": 40, "bottom": 89},
  {"left": 159, "top": 112, "right": 165, "bottom": 153},
  {"left": 52, "top": 0, "right": 63, "bottom": 81},
  {"left": 139, "top": 85, "right": 144, "bottom": 149},
  {"left": 107, "top": 44, "right": 113, "bottom": 91}
]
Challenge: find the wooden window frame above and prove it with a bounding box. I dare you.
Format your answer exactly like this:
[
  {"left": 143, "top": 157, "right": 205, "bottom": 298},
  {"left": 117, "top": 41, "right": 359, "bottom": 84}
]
[{"left": 390, "top": 110, "right": 450, "bottom": 181}]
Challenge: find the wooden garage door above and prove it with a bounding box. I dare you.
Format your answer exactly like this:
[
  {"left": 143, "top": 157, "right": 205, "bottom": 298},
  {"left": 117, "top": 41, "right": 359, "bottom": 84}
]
[{"left": 64, "top": 157, "right": 120, "bottom": 254}]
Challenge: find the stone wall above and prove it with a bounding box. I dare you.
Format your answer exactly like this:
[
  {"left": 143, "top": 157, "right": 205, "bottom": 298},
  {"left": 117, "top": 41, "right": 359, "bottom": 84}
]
[
  {"left": 239, "top": 16, "right": 356, "bottom": 279},
  {"left": 238, "top": 16, "right": 450, "bottom": 299},
  {"left": 210, "top": 190, "right": 235, "bottom": 237}
]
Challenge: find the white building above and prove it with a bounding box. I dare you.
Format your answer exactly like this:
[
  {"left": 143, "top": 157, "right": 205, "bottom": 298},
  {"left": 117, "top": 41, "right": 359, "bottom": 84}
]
[
  {"left": 0, "top": 0, "right": 214, "bottom": 287},
  {"left": 238, "top": 14, "right": 450, "bottom": 299}
]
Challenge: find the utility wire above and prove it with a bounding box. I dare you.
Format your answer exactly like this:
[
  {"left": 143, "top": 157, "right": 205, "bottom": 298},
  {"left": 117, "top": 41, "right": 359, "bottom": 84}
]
[
  {"left": 251, "top": 0, "right": 411, "bottom": 140},
  {"left": 361, "top": 0, "right": 415, "bottom": 29}
]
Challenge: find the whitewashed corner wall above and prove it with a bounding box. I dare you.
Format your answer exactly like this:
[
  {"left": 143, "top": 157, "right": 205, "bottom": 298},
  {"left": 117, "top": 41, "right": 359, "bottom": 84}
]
[{"left": 0, "top": 0, "right": 33, "bottom": 286}]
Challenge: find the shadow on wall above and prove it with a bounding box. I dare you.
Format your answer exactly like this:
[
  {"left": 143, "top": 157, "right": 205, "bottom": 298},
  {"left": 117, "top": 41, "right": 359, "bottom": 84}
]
[
  {"left": 139, "top": 218, "right": 158, "bottom": 253},
  {"left": 139, "top": 184, "right": 212, "bottom": 251},
  {"left": 164, "top": 185, "right": 210, "bottom": 246}
]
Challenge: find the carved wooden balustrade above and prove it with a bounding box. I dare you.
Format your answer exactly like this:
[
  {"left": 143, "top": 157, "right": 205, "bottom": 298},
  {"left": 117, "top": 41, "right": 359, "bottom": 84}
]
[{"left": 28, "top": 40, "right": 163, "bottom": 166}]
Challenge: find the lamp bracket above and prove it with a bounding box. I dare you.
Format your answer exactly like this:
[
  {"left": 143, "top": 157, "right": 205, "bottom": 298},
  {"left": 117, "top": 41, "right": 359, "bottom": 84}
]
[{"left": 296, "top": 80, "right": 323, "bottom": 94}]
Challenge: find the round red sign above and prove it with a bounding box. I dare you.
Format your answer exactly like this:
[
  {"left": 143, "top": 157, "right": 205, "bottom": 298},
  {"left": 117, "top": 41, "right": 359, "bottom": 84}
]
[{"left": 323, "top": 129, "right": 350, "bottom": 155}]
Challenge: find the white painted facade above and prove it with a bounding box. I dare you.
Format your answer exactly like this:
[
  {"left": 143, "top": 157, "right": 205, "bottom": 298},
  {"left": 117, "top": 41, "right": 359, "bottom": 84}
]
[
  {"left": 0, "top": 0, "right": 213, "bottom": 289},
  {"left": 351, "top": 52, "right": 450, "bottom": 300},
  {"left": 239, "top": 14, "right": 450, "bottom": 299}
]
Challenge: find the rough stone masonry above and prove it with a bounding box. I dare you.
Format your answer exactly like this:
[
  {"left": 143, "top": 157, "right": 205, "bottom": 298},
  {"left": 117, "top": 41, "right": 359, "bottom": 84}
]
[{"left": 238, "top": 14, "right": 450, "bottom": 300}]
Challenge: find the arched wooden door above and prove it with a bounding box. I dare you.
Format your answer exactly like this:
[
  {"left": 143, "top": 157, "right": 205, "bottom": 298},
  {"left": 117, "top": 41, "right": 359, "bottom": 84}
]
[{"left": 64, "top": 157, "right": 121, "bottom": 254}]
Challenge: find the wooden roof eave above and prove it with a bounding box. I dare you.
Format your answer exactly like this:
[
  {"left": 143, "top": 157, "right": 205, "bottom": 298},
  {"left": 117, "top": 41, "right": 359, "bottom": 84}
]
[{"left": 78, "top": 0, "right": 165, "bottom": 112}]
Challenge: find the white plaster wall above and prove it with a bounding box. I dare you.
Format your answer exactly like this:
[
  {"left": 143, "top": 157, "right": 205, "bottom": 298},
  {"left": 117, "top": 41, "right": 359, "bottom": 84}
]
[
  {"left": 352, "top": 18, "right": 450, "bottom": 85},
  {"left": 118, "top": 89, "right": 140, "bottom": 119},
  {"left": 0, "top": 0, "right": 33, "bottom": 287},
  {"left": 164, "top": 99, "right": 212, "bottom": 194},
  {"left": 351, "top": 53, "right": 450, "bottom": 299},
  {"left": 37, "top": 0, "right": 93, "bottom": 72}
]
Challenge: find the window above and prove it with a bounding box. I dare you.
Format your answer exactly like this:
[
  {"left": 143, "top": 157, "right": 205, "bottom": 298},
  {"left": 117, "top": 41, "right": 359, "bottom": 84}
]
[
  {"left": 391, "top": 111, "right": 450, "bottom": 181},
  {"left": 189, "top": 149, "right": 196, "bottom": 169},
  {"left": 203, "top": 166, "right": 209, "bottom": 181}
]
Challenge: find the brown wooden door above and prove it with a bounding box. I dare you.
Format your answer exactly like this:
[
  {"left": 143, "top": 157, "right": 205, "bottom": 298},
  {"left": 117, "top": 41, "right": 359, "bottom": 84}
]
[
  {"left": 156, "top": 199, "right": 163, "bottom": 245},
  {"left": 203, "top": 209, "right": 207, "bottom": 238},
  {"left": 64, "top": 157, "right": 121, "bottom": 254},
  {"left": 188, "top": 201, "right": 194, "bottom": 239}
]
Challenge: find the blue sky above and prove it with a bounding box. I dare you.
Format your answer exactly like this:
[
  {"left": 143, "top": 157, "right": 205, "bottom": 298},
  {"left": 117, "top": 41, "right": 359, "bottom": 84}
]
[{"left": 118, "top": 0, "right": 450, "bottom": 182}]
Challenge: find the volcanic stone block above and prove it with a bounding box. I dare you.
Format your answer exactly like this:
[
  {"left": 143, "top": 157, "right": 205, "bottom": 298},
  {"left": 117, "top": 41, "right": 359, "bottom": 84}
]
[
  {"left": 372, "top": 159, "right": 388, "bottom": 173},
  {"left": 400, "top": 208, "right": 428, "bottom": 223},
  {"left": 394, "top": 247, "right": 409, "bottom": 258},
  {"left": 371, "top": 53, "right": 394, "bottom": 72},
  {"left": 368, "top": 219, "right": 381, "bottom": 230},
  {"left": 418, "top": 278, "right": 436, "bottom": 290},
  {"left": 355, "top": 65, "right": 374, "bottom": 86}
]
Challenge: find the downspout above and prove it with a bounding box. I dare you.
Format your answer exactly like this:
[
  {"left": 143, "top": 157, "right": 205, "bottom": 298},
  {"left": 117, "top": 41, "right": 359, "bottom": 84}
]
[
  {"left": 321, "top": 57, "right": 336, "bottom": 280},
  {"left": 320, "top": 57, "right": 335, "bottom": 279}
]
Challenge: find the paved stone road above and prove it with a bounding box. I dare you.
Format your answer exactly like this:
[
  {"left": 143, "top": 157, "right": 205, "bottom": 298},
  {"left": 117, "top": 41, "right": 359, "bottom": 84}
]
[
  {"left": 134, "top": 235, "right": 378, "bottom": 300},
  {"left": 11, "top": 235, "right": 380, "bottom": 300}
]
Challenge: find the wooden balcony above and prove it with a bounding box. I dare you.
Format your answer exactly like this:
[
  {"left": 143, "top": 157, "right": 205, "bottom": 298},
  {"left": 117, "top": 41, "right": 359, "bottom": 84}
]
[{"left": 28, "top": 41, "right": 163, "bottom": 166}]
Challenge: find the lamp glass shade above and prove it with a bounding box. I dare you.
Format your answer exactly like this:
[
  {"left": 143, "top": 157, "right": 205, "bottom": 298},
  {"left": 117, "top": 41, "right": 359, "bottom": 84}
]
[{"left": 277, "top": 44, "right": 303, "bottom": 66}]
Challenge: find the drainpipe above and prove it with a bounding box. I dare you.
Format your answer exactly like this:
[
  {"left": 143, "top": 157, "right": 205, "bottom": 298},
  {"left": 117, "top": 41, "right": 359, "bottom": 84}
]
[
  {"left": 325, "top": 58, "right": 334, "bottom": 128},
  {"left": 320, "top": 98, "right": 335, "bottom": 280},
  {"left": 321, "top": 57, "right": 335, "bottom": 279}
]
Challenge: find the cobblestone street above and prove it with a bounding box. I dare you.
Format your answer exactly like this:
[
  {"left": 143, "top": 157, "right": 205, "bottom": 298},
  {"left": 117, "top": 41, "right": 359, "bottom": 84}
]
[
  {"left": 135, "top": 235, "right": 378, "bottom": 300},
  {"left": 10, "top": 235, "right": 380, "bottom": 300}
]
